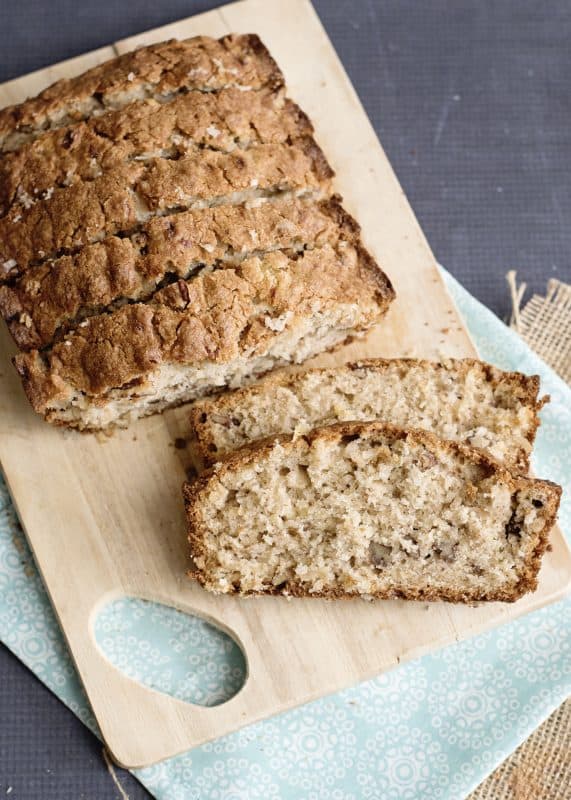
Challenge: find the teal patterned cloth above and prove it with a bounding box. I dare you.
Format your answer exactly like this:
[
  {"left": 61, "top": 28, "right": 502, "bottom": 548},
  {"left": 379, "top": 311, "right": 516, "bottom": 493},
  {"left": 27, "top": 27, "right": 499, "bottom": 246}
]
[{"left": 0, "top": 270, "right": 569, "bottom": 799}]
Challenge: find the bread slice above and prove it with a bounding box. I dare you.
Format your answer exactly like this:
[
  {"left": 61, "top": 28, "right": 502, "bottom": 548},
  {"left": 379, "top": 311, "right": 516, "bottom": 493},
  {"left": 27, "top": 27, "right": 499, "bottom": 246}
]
[
  {"left": 0, "top": 196, "right": 353, "bottom": 351},
  {"left": 184, "top": 422, "right": 561, "bottom": 602},
  {"left": 0, "top": 137, "right": 332, "bottom": 276},
  {"left": 14, "top": 241, "right": 393, "bottom": 429},
  {"left": 0, "top": 89, "right": 311, "bottom": 217},
  {"left": 0, "top": 34, "right": 283, "bottom": 152},
  {"left": 190, "top": 359, "right": 545, "bottom": 473}
]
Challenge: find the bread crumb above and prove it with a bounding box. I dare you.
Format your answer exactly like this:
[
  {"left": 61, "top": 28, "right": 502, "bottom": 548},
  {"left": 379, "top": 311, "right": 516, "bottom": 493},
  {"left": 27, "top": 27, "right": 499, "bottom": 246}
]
[
  {"left": 15, "top": 187, "right": 34, "bottom": 209},
  {"left": 292, "top": 421, "right": 311, "bottom": 440},
  {"left": 187, "top": 423, "right": 559, "bottom": 599},
  {"left": 264, "top": 311, "right": 292, "bottom": 332}
]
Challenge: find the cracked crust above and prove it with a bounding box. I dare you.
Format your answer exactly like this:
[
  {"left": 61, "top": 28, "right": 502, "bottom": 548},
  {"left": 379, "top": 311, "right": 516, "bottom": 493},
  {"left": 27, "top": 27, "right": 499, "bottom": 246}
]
[
  {"left": 0, "top": 90, "right": 312, "bottom": 216},
  {"left": 0, "top": 137, "right": 333, "bottom": 276},
  {"left": 189, "top": 357, "right": 546, "bottom": 474},
  {"left": 0, "top": 34, "right": 284, "bottom": 151},
  {"left": 1, "top": 33, "right": 394, "bottom": 430},
  {"left": 184, "top": 422, "right": 561, "bottom": 602},
  {"left": 13, "top": 241, "right": 394, "bottom": 424},
  {"left": 0, "top": 196, "right": 355, "bottom": 350}
]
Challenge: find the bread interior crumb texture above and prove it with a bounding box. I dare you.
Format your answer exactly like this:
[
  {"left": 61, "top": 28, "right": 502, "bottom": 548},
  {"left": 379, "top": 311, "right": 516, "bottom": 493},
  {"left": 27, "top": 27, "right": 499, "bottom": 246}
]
[
  {"left": 193, "top": 359, "right": 541, "bottom": 472},
  {"left": 188, "top": 427, "right": 557, "bottom": 599}
]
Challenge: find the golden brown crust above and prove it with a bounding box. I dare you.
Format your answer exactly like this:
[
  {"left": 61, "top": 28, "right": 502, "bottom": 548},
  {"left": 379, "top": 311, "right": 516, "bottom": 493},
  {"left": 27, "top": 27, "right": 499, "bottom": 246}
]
[
  {"left": 186, "top": 575, "right": 541, "bottom": 604},
  {"left": 189, "top": 357, "right": 544, "bottom": 473},
  {"left": 13, "top": 240, "right": 394, "bottom": 412},
  {"left": 0, "top": 35, "right": 284, "bottom": 151},
  {"left": 2, "top": 33, "right": 394, "bottom": 431},
  {"left": 0, "top": 196, "right": 353, "bottom": 350},
  {"left": 183, "top": 422, "right": 561, "bottom": 602},
  {"left": 0, "top": 137, "right": 333, "bottom": 276},
  {"left": 0, "top": 90, "right": 312, "bottom": 216}
]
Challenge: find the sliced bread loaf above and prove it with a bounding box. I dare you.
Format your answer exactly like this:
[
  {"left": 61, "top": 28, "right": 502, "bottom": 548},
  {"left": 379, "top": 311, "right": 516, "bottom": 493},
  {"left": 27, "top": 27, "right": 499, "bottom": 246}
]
[
  {"left": 1, "top": 35, "right": 396, "bottom": 430},
  {"left": 0, "top": 196, "right": 352, "bottom": 351},
  {"left": 15, "top": 241, "right": 393, "bottom": 430},
  {"left": 190, "top": 358, "right": 546, "bottom": 473},
  {"left": 0, "top": 34, "right": 283, "bottom": 153},
  {"left": 184, "top": 422, "right": 561, "bottom": 602}
]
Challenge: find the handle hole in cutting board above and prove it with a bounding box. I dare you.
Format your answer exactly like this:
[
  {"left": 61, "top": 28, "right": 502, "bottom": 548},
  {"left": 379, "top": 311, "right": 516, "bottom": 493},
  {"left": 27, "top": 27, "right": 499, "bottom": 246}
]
[{"left": 93, "top": 596, "right": 246, "bottom": 706}]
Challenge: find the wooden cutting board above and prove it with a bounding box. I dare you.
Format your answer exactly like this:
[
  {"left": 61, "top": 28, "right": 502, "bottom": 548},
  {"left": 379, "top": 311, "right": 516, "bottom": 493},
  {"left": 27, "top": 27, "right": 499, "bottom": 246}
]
[{"left": 0, "top": 0, "right": 569, "bottom": 769}]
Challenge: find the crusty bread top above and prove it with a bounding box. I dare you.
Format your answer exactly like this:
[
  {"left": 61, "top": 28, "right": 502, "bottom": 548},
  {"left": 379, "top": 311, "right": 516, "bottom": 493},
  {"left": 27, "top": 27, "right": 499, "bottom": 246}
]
[
  {"left": 0, "top": 196, "right": 355, "bottom": 350},
  {"left": 0, "top": 90, "right": 311, "bottom": 216},
  {"left": 184, "top": 421, "right": 561, "bottom": 602},
  {"left": 0, "top": 35, "right": 283, "bottom": 151},
  {"left": 189, "top": 357, "right": 545, "bottom": 473},
  {"left": 0, "top": 137, "right": 332, "bottom": 276},
  {"left": 1, "top": 33, "right": 396, "bottom": 430},
  {"left": 14, "top": 241, "right": 394, "bottom": 411}
]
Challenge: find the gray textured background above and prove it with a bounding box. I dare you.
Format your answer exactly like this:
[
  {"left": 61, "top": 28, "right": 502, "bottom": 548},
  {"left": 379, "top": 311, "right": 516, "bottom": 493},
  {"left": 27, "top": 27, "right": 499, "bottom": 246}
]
[{"left": 1, "top": 1, "right": 570, "bottom": 797}]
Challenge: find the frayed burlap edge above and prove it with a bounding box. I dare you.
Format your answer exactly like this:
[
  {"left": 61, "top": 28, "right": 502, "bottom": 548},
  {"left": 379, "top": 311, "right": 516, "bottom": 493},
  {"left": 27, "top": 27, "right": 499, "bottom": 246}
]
[
  {"left": 507, "top": 272, "right": 571, "bottom": 384},
  {"left": 469, "top": 273, "right": 571, "bottom": 800},
  {"left": 469, "top": 698, "right": 571, "bottom": 800}
]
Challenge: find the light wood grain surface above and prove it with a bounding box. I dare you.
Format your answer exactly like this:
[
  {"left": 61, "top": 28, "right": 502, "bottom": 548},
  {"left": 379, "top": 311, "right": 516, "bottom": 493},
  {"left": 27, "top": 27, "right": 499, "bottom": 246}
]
[{"left": 0, "top": 0, "right": 569, "bottom": 769}]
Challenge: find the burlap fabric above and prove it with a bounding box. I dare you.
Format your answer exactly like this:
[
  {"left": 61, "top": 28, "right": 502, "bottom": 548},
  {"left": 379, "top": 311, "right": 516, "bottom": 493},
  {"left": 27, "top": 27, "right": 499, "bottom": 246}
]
[
  {"left": 469, "top": 699, "right": 571, "bottom": 799},
  {"left": 469, "top": 276, "right": 571, "bottom": 799},
  {"left": 508, "top": 273, "right": 571, "bottom": 383}
]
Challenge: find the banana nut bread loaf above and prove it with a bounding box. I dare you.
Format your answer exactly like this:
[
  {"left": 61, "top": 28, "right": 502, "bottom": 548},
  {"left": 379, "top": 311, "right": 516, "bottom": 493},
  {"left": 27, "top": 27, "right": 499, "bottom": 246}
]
[
  {"left": 0, "top": 34, "right": 394, "bottom": 429},
  {"left": 190, "top": 358, "right": 547, "bottom": 473},
  {"left": 184, "top": 422, "right": 561, "bottom": 601}
]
